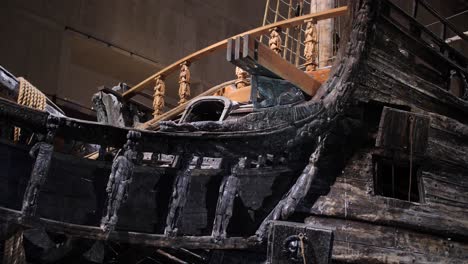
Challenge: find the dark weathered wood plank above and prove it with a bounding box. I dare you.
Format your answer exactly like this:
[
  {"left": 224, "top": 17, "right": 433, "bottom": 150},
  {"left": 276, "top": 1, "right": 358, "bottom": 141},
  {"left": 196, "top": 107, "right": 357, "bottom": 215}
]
[
  {"left": 305, "top": 216, "right": 468, "bottom": 261},
  {"left": 356, "top": 58, "right": 468, "bottom": 123},
  {"left": 376, "top": 107, "right": 430, "bottom": 154},
  {"left": 422, "top": 172, "right": 468, "bottom": 207},
  {"left": 331, "top": 241, "right": 466, "bottom": 264},
  {"left": 304, "top": 179, "right": 468, "bottom": 240},
  {"left": 0, "top": 206, "right": 262, "bottom": 250}
]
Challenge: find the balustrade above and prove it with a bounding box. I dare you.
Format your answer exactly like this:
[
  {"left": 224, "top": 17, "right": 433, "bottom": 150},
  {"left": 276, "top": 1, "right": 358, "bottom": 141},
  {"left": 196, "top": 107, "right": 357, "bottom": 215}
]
[{"left": 123, "top": 6, "right": 348, "bottom": 126}]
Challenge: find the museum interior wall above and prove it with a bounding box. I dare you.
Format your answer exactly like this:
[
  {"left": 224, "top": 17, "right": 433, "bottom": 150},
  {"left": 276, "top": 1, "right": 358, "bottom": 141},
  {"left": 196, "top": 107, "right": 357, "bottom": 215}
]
[{"left": 0, "top": 0, "right": 265, "bottom": 118}]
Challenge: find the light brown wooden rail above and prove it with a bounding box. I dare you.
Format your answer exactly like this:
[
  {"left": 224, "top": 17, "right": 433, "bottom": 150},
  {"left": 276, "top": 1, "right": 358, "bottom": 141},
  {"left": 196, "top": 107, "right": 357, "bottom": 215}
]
[{"left": 122, "top": 6, "right": 347, "bottom": 100}]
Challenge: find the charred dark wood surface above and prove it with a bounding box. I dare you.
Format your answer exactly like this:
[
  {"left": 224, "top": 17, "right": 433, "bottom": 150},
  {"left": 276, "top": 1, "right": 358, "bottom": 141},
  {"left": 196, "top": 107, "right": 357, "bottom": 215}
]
[
  {"left": 299, "top": 147, "right": 468, "bottom": 242},
  {"left": 306, "top": 216, "right": 468, "bottom": 263},
  {"left": 0, "top": 141, "right": 300, "bottom": 239},
  {"left": 0, "top": 206, "right": 262, "bottom": 250},
  {"left": 354, "top": 0, "right": 468, "bottom": 124}
]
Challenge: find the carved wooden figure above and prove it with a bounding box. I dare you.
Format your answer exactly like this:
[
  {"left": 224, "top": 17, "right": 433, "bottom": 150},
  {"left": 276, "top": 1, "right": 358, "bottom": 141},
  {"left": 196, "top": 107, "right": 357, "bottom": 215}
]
[
  {"left": 256, "top": 140, "right": 324, "bottom": 239},
  {"left": 212, "top": 158, "right": 246, "bottom": 239},
  {"left": 101, "top": 131, "right": 141, "bottom": 233},
  {"left": 21, "top": 116, "right": 59, "bottom": 219},
  {"left": 164, "top": 156, "right": 203, "bottom": 237},
  {"left": 153, "top": 76, "right": 166, "bottom": 117},
  {"left": 269, "top": 27, "right": 283, "bottom": 54},
  {"left": 235, "top": 67, "right": 250, "bottom": 89},
  {"left": 178, "top": 62, "right": 191, "bottom": 105},
  {"left": 304, "top": 19, "right": 319, "bottom": 72}
]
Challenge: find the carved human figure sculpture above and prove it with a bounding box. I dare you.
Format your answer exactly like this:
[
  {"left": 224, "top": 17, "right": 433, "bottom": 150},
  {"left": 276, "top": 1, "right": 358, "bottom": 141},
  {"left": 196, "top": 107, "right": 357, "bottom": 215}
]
[
  {"left": 101, "top": 149, "right": 134, "bottom": 232},
  {"left": 153, "top": 76, "right": 166, "bottom": 117},
  {"left": 21, "top": 116, "right": 58, "bottom": 219},
  {"left": 101, "top": 131, "right": 140, "bottom": 233},
  {"left": 212, "top": 158, "right": 247, "bottom": 239},
  {"left": 269, "top": 27, "right": 283, "bottom": 54},
  {"left": 304, "top": 20, "right": 319, "bottom": 72},
  {"left": 178, "top": 62, "right": 191, "bottom": 105},
  {"left": 235, "top": 67, "right": 250, "bottom": 89}
]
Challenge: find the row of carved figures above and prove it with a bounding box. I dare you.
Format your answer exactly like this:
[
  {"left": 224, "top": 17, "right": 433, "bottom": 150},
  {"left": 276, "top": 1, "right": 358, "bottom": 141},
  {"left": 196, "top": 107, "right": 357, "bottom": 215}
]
[{"left": 152, "top": 21, "right": 318, "bottom": 117}]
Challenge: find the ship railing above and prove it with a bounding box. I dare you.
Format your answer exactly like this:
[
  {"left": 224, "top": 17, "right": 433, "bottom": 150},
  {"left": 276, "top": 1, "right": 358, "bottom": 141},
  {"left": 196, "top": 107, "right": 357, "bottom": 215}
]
[
  {"left": 384, "top": 0, "right": 468, "bottom": 98},
  {"left": 121, "top": 6, "right": 348, "bottom": 129}
]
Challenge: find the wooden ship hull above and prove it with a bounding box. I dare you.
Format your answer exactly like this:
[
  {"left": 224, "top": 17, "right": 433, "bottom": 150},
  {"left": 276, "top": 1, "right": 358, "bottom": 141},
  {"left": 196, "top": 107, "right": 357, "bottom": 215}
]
[{"left": 0, "top": 0, "right": 467, "bottom": 263}]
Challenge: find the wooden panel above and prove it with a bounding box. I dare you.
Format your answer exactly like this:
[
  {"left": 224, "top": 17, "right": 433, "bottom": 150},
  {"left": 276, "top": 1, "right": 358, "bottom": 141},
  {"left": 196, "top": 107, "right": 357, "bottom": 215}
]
[
  {"left": 422, "top": 171, "right": 468, "bottom": 207},
  {"left": 305, "top": 216, "right": 468, "bottom": 262},
  {"left": 332, "top": 241, "right": 467, "bottom": 263},
  {"left": 305, "top": 179, "right": 468, "bottom": 240},
  {"left": 376, "top": 107, "right": 430, "bottom": 154},
  {"left": 122, "top": 6, "right": 348, "bottom": 99}
]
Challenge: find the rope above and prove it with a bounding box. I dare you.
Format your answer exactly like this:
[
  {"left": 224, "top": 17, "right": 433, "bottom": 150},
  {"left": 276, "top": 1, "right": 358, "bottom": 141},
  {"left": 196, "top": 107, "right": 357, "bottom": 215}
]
[
  {"left": 299, "top": 233, "right": 307, "bottom": 264},
  {"left": 14, "top": 77, "right": 47, "bottom": 142},
  {"left": 3, "top": 231, "right": 26, "bottom": 264}
]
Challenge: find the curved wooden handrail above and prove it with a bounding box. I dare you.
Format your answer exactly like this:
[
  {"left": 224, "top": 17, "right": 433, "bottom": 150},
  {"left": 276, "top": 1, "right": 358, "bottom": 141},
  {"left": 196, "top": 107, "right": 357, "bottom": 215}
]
[{"left": 122, "top": 6, "right": 348, "bottom": 99}]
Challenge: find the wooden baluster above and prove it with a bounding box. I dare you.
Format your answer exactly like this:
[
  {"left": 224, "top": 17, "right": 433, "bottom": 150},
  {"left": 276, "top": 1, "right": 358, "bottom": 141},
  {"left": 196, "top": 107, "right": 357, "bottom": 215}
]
[
  {"left": 282, "top": 0, "right": 294, "bottom": 60},
  {"left": 235, "top": 67, "right": 250, "bottom": 89},
  {"left": 269, "top": 27, "right": 282, "bottom": 55},
  {"left": 294, "top": 24, "right": 303, "bottom": 67},
  {"left": 213, "top": 87, "right": 225, "bottom": 96},
  {"left": 178, "top": 62, "right": 191, "bottom": 105},
  {"left": 412, "top": 0, "right": 419, "bottom": 18},
  {"left": 153, "top": 76, "right": 165, "bottom": 117},
  {"left": 304, "top": 19, "right": 318, "bottom": 72}
]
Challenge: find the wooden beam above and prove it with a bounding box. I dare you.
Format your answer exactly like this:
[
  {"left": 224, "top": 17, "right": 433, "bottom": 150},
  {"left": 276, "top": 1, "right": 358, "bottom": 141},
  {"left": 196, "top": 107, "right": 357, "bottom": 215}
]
[
  {"left": 306, "top": 216, "right": 468, "bottom": 262},
  {"left": 244, "top": 35, "right": 322, "bottom": 96},
  {"left": 0, "top": 206, "right": 262, "bottom": 250},
  {"left": 122, "top": 6, "right": 348, "bottom": 99}
]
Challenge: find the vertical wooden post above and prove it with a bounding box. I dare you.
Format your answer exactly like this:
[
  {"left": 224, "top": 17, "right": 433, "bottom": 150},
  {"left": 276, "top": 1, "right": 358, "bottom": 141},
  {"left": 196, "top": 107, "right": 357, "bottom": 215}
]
[
  {"left": 153, "top": 76, "right": 165, "bottom": 117},
  {"left": 178, "top": 62, "right": 191, "bottom": 105},
  {"left": 294, "top": 24, "right": 303, "bottom": 67},
  {"left": 21, "top": 116, "right": 58, "bottom": 220},
  {"left": 269, "top": 27, "right": 283, "bottom": 55},
  {"left": 260, "top": 0, "right": 272, "bottom": 43},
  {"left": 212, "top": 158, "right": 244, "bottom": 239},
  {"left": 274, "top": 0, "right": 281, "bottom": 23},
  {"left": 304, "top": 19, "right": 318, "bottom": 72},
  {"left": 294, "top": 0, "right": 305, "bottom": 66},
  {"left": 440, "top": 23, "right": 447, "bottom": 54},
  {"left": 310, "top": 0, "right": 334, "bottom": 68},
  {"left": 283, "top": 0, "right": 294, "bottom": 60},
  {"left": 100, "top": 131, "right": 141, "bottom": 233},
  {"left": 412, "top": 0, "right": 419, "bottom": 18}
]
